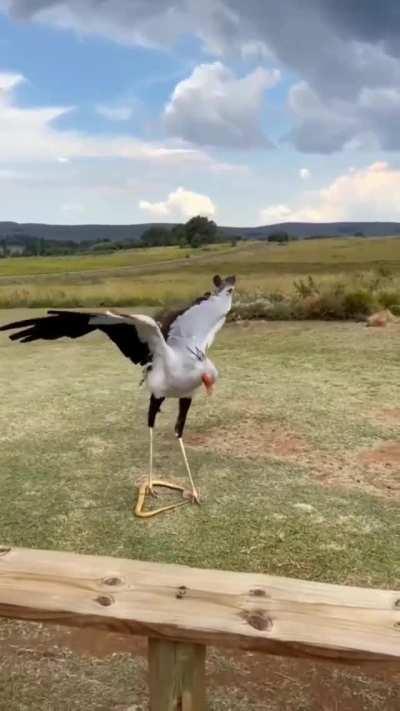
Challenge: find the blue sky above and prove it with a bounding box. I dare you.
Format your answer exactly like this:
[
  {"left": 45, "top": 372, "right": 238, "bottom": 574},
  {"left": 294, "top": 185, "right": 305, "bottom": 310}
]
[{"left": 0, "top": 1, "right": 399, "bottom": 225}]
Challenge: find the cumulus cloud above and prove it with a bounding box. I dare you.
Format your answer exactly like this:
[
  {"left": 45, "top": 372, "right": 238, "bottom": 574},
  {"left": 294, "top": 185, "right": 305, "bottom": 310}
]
[
  {"left": 287, "top": 80, "right": 400, "bottom": 153},
  {"left": 5, "top": 2, "right": 400, "bottom": 90},
  {"left": 139, "top": 186, "right": 216, "bottom": 219},
  {"left": 2, "top": 0, "right": 192, "bottom": 46},
  {"left": 164, "top": 62, "right": 279, "bottom": 148},
  {"left": 4, "top": 2, "right": 400, "bottom": 152},
  {"left": 0, "top": 70, "right": 239, "bottom": 171},
  {"left": 260, "top": 162, "right": 400, "bottom": 223}
]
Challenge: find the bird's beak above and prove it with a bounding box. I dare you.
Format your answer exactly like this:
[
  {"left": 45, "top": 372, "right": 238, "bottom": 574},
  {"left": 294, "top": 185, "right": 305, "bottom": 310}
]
[{"left": 202, "top": 373, "right": 214, "bottom": 395}]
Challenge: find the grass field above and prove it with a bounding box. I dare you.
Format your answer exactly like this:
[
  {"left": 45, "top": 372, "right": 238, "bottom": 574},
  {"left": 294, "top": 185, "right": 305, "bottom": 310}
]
[
  {"left": 1, "top": 237, "right": 400, "bottom": 308},
  {"left": 0, "top": 312, "right": 399, "bottom": 709}
]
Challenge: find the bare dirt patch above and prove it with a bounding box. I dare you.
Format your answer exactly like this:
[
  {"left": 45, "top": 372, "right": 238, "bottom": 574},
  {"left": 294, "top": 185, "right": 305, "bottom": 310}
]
[
  {"left": 353, "top": 442, "right": 400, "bottom": 495},
  {"left": 371, "top": 408, "right": 400, "bottom": 425},
  {"left": 186, "top": 419, "right": 311, "bottom": 462},
  {"left": 359, "top": 441, "right": 400, "bottom": 469},
  {"left": 187, "top": 420, "right": 400, "bottom": 499}
]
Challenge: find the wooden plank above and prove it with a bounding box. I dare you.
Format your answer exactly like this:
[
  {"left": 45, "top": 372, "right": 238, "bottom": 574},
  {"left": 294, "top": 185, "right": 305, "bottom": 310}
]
[
  {"left": 148, "top": 639, "right": 206, "bottom": 711},
  {"left": 0, "top": 546, "right": 399, "bottom": 663}
]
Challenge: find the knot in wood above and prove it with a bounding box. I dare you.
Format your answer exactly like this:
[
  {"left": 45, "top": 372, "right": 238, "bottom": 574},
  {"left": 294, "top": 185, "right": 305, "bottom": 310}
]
[
  {"left": 0, "top": 547, "right": 11, "bottom": 557},
  {"left": 102, "top": 576, "right": 124, "bottom": 587},
  {"left": 176, "top": 585, "right": 187, "bottom": 600},
  {"left": 249, "top": 588, "right": 268, "bottom": 598},
  {"left": 241, "top": 609, "right": 273, "bottom": 632},
  {"left": 95, "top": 595, "right": 114, "bottom": 607}
]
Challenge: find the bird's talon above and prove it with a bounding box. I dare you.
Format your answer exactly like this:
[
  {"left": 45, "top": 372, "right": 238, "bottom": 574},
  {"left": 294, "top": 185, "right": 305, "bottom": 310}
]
[{"left": 183, "top": 489, "right": 201, "bottom": 504}]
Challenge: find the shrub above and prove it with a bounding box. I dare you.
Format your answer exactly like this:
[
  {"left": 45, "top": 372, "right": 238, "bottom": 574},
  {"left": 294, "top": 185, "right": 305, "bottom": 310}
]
[
  {"left": 377, "top": 289, "right": 400, "bottom": 309},
  {"left": 268, "top": 291, "right": 285, "bottom": 303},
  {"left": 298, "top": 292, "right": 347, "bottom": 320},
  {"left": 376, "top": 265, "right": 392, "bottom": 279},
  {"left": 343, "top": 290, "right": 376, "bottom": 317},
  {"left": 293, "top": 275, "right": 319, "bottom": 298},
  {"left": 266, "top": 301, "right": 294, "bottom": 320},
  {"left": 229, "top": 298, "right": 273, "bottom": 321}
]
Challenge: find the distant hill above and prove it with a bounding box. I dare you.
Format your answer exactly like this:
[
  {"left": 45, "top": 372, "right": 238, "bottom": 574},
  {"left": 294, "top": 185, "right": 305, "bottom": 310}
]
[
  {"left": 1, "top": 220, "right": 400, "bottom": 243},
  {"left": 0, "top": 222, "right": 170, "bottom": 243},
  {"left": 224, "top": 221, "right": 400, "bottom": 239}
]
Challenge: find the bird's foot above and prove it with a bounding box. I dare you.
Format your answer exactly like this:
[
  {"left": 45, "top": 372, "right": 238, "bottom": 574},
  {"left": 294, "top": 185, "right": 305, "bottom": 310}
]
[
  {"left": 183, "top": 488, "right": 201, "bottom": 505},
  {"left": 134, "top": 479, "right": 189, "bottom": 518}
]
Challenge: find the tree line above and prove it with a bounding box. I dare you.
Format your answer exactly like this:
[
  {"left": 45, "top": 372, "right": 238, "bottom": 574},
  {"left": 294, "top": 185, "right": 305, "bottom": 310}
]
[{"left": 0, "top": 216, "right": 242, "bottom": 257}]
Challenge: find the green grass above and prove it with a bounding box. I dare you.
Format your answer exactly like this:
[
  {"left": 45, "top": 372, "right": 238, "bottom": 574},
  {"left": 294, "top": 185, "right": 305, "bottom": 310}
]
[
  {"left": 2, "top": 237, "right": 400, "bottom": 308},
  {"left": 0, "top": 244, "right": 203, "bottom": 277},
  {"left": 0, "top": 315, "right": 399, "bottom": 708}
]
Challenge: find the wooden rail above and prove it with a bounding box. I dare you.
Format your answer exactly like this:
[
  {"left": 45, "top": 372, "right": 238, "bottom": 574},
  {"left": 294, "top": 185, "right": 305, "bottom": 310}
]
[{"left": 0, "top": 546, "right": 399, "bottom": 710}]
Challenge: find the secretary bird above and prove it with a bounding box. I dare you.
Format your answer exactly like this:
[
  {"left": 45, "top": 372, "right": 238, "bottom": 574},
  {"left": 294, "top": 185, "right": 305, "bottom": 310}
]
[{"left": 0, "top": 274, "right": 236, "bottom": 515}]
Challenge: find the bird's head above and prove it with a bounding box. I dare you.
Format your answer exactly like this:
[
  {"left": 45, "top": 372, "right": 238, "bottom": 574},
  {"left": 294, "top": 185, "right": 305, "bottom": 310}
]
[
  {"left": 201, "top": 361, "right": 218, "bottom": 395},
  {"left": 213, "top": 274, "right": 236, "bottom": 297}
]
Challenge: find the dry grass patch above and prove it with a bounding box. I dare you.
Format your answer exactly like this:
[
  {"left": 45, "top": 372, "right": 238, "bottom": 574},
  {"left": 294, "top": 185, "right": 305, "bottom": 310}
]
[{"left": 186, "top": 419, "right": 400, "bottom": 500}]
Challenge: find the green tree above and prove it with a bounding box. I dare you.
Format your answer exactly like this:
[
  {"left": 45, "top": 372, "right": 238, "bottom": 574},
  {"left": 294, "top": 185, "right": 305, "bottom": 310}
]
[
  {"left": 140, "top": 226, "right": 172, "bottom": 247},
  {"left": 268, "top": 231, "right": 289, "bottom": 243},
  {"left": 184, "top": 216, "right": 218, "bottom": 248},
  {"left": 170, "top": 224, "right": 187, "bottom": 247}
]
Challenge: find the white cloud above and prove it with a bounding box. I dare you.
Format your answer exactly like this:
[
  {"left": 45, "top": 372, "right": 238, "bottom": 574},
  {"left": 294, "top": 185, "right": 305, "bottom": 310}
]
[
  {"left": 96, "top": 104, "right": 134, "bottom": 121},
  {"left": 299, "top": 168, "right": 310, "bottom": 180},
  {"left": 0, "top": 71, "right": 241, "bottom": 173},
  {"left": 0, "top": 70, "right": 249, "bottom": 223},
  {"left": 164, "top": 62, "right": 280, "bottom": 148},
  {"left": 6, "top": 2, "right": 400, "bottom": 154},
  {"left": 259, "top": 204, "right": 293, "bottom": 224},
  {"left": 0, "top": 72, "right": 25, "bottom": 92},
  {"left": 139, "top": 186, "right": 216, "bottom": 219},
  {"left": 261, "top": 162, "right": 400, "bottom": 222}
]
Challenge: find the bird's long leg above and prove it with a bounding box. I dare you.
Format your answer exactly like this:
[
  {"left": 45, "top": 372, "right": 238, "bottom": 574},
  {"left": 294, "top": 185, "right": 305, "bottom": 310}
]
[
  {"left": 175, "top": 398, "right": 200, "bottom": 504},
  {"left": 178, "top": 438, "right": 200, "bottom": 504},
  {"left": 147, "top": 395, "right": 165, "bottom": 496},
  {"left": 148, "top": 427, "right": 155, "bottom": 495},
  {"left": 135, "top": 395, "right": 191, "bottom": 518}
]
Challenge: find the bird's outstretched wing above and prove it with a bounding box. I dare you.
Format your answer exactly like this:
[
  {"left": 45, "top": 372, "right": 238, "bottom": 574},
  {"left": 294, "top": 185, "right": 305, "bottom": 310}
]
[
  {"left": 162, "top": 274, "right": 236, "bottom": 354},
  {"left": 0, "top": 309, "right": 166, "bottom": 365}
]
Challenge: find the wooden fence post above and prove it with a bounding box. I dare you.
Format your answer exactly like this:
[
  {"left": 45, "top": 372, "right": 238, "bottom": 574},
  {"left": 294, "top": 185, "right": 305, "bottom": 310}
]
[{"left": 148, "top": 638, "right": 207, "bottom": 711}]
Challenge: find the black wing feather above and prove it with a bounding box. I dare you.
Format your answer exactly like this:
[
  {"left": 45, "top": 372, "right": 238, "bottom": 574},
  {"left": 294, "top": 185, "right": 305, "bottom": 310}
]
[{"left": 0, "top": 310, "right": 150, "bottom": 365}]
